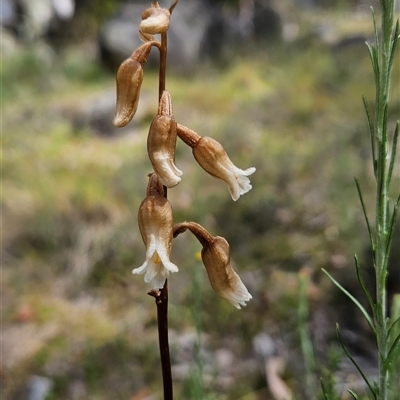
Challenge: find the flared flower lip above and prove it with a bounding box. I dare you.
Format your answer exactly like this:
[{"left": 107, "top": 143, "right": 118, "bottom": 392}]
[
  {"left": 133, "top": 235, "right": 178, "bottom": 289},
  {"left": 225, "top": 165, "right": 256, "bottom": 201},
  {"left": 218, "top": 277, "right": 253, "bottom": 309},
  {"left": 151, "top": 155, "right": 183, "bottom": 187}
]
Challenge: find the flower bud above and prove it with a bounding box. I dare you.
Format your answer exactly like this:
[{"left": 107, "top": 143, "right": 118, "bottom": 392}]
[
  {"left": 140, "top": 5, "right": 171, "bottom": 35},
  {"left": 148, "top": 91, "right": 182, "bottom": 187},
  {"left": 133, "top": 174, "right": 179, "bottom": 288},
  {"left": 177, "top": 124, "right": 256, "bottom": 201},
  {"left": 173, "top": 222, "right": 252, "bottom": 309},
  {"left": 113, "top": 41, "right": 157, "bottom": 127}
]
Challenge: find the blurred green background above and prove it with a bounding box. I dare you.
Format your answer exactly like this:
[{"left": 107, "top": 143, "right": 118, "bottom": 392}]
[{"left": 2, "top": 0, "right": 399, "bottom": 399}]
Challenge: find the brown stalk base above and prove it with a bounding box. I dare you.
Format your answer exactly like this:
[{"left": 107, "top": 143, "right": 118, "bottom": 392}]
[{"left": 148, "top": 280, "right": 173, "bottom": 400}]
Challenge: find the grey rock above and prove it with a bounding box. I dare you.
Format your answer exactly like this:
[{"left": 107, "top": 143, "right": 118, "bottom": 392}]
[
  {"left": 0, "top": 0, "right": 16, "bottom": 27},
  {"left": 51, "top": 0, "right": 75, "bottom": 20},
  {"left": 253, "top": 332, "right": 276, "bottom": 360},
  {"left": 27, "top": 376, "right": 53, "bottom": 400}
]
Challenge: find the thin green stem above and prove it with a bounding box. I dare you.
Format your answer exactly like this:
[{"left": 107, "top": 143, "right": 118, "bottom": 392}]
[
  {"left": 372, "top": 1, "right": 397, "bottom": 399},
  {"left": 298, "top": 274, "right": 317, "bottom": 398}
]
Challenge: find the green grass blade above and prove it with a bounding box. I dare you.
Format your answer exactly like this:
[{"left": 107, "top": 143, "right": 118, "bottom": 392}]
[
  {"left": 320, "top": 379, "right": 330, "bottom": 400},
  {"left": 347, "top": 389, "right": 360, "bottom": 400},
  {"left": 388, "top": 19, "right": 399, "bottom": 72},
  {"left": 387, "top": 121, "right": 399, "bottom": 187},
  {"left": 336, "top": 324, "right": 377, "bottom": 399},
  {"left": 322, "top": 269, "right": 376, "bottom": 337},
  {"left": 366, "top": 42, "right": 380, "bottom": 93},
  {"left": 354, "top": 178, "right": 375, "bottom": 252},
  {"left": 354, "top": 255, "right": 376, "bottom": 320},
  {"left": 387, "top": 315, "right": 400, "bottom": 339},
  {"left": 385, "top": 193, "right": 400, "bottom": 258},
  {"left": 371, "top": 7, "right": 379, "bottom": 52},
  {"left": 389, "top": 20, "right": 399, "bottom": 62},
  {"left": 383, "top": 331, "right": 400, "bottom": 373},
  {"left": 362, "top": 96, "right": 377, "bottom": 177},
  {"left": 381, "top": 102, "right": 389, "bottom": 144}
]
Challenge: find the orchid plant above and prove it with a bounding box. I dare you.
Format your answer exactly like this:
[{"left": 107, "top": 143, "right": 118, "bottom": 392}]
[{"left": 112, "top": 1, "right": 254, "bottom": 398}]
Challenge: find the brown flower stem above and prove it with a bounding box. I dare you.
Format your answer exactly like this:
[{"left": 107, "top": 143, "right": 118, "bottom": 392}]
[
  {"left": 159, "top": 32, "right": 167, "bottom": 99},
  {"left": 173, "top": 222, "right": 214, "bottom": 247},
  {"left": 176, "top": 124, "right": 201, "bottom": 148},
  {"left": 150, "top": 3, "right": 181, "bottom": 395},
  {"left": 148, "top": 280, "right": 173, "bottom": 400},
  {"left": 150, "top": 29, "right": 173, "bottom": 400},
  {"left": 169, "top": 0, "right": 179, "bottom": 14},
  {"left": 159, "top": 31, "right": 169, "bottom": 200}
]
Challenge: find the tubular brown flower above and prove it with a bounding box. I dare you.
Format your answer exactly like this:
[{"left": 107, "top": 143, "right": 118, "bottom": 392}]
[
  {"left": 148, "top": 91, "right": 182, "bottom": 187},
  {"left": 177, "top": 124, "right": 256, "bottom": 201},
  {"left": 113, "top": 41, "right": 159, "bottom": 127},
  {"left": 133, "top": 174, "right": 178, "bottom": 288},
  {"left": 173, "top": 222, "right": 252, "bottom": 309}
]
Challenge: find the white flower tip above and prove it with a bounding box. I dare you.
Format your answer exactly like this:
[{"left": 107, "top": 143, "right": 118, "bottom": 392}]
[
  {"left": 173, "top": 165, "right": 183, "bottom": 177},
  {"left": 160, "top": 174, "right": 181, "bottom": 188},
  {"left": 132, "top": 261, "right": 148, "bottom": 275},
  {"left": 231, "top": 193, "right": 240, "bottom": 202},
  {"left": 229, "top": 295, "right": 252, "bottom": 309},
  {"left": 244, "top": 167, "right": 256, "bottom": 176},
  {"left": 152, "top": 156, "right": 182, "bottom": 188},
  {"left": 228, "top": 166, "right": 256, "bottom": 201},
  {"left": 146, "top": 274, "right": 167, "bottom": 289},
  {"left": 161, "top": 259, "right": 179, "bottom": 273},
  {"left": 218, "top": 277, "right": 252, "bottom": 309},
  {"left": 230, "top": 178, "right": 252, "bottom": 201}
]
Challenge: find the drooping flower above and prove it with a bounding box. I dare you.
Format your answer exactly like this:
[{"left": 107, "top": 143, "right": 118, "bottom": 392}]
[
  {"left": 148, "top": 91, "right": 182, "bottom": 187},
  {"left": 173, "top": 222, "right": 252, "bottom": 309},
  {"left": 113, "top": 41, "right": 159, "bottom": 127},
  {"left": 177, "top": 124, "right": 256, "bottom": 201},
  {"left": 133, "top": 173, "right": 178, "bottom": 288}
]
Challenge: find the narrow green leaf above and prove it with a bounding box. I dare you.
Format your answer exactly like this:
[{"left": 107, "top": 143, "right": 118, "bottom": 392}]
[
  {"left": 366, "top": 42, "right": 380, "bottom": 92},
  {"left": 388, "top": 315, "right": 400, "bottom": 341},
  {"left": 385, "top": 193, "right": 400, "bottom": 258},
  {"left": 381, "top": 102, "right": 389, "bottom": 144},
  {"left": 387, "top": 121, "right": 399, "bottom": 187},
  {"left": 388, "top": 19, "right": 399, "bottom": 72},
  {"left": 354, "top": 255, "right": 376, "bottom": 320},
  {"left": 354, "top": 178, "right": 375, "bottom": 253},
  {"left": 322, "top": 269, "right": 376, "bottom": 337},
  {"left": 320, "top": 379, "right": 330, "bottom": 400},
  {"left": 336, "top": 324, "right": 377, "bottom": 399},
  {"left": 383, "top": 331, "right": 400, "bottom": 372},
  {"left": 371, "top": 7, "right": 379, "bottom": 51},
  {"left": 362, "top": 96, "right": 377, "bottom": 177},
  {"left": 347, "top": 389, "right": 360, "bottom": 400}
]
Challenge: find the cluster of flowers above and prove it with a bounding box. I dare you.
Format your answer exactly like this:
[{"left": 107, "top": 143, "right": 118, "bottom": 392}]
[{"left": 113, "top": 1, "right": 255, "bottom": 309}]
